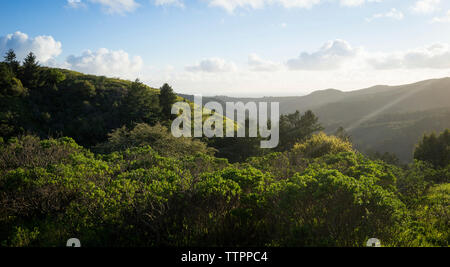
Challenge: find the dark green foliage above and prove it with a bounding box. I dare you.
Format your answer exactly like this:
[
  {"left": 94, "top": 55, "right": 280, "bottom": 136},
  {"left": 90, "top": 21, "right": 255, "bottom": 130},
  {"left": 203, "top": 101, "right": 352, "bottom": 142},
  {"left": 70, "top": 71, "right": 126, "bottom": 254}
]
[
  {"left": 209, "top": 111, "right": 323, "bottom": 162},
  {"left": 0, "top": 63, "right": 26, "bottom": 97},
  {"left": 277, "top": 110, "right": 324, "bottom": 151},
  {"left": 208, "top": 119, "right": 264, "bottom": 163},
  {"left": 95, "top": 123, "right": 216, "bottom": 158},
  {"left": 121, "top": 79, "right": 160, "bottom": 127},
  {"left": 20, "top": 52, "right": 40, "bottom": 89},
  {"left": 1, "top": 133, "right": 446, "bottom": 247},
  {"left": 40, "top": 68, "right": 66, "bottom": 88},
  {"left": 397, "top": 184, "right": 449, "bottom": 247},
  {"left": 0, "top": 53, "right": 169, "bottom": 147},
  {"left": 396, "top": 161, "right": 434, "bottom": 208},
  {"left": 4, "top": 49, "right": 20, "bottom": 75},
  {"left": 0, "top": 63, "right": 27, "bottom": 139},
  {"left": 159, "top": 83, "right": 178, "bottom": 121},
  {"left": 414, "top": 129, "right": 450, "bottom": 168},
  {"left": 369, "top": 151, "right": 401, "bottom": 167},
  {"left": 266, "top": 168, "right": 405, "bottom": 246}
]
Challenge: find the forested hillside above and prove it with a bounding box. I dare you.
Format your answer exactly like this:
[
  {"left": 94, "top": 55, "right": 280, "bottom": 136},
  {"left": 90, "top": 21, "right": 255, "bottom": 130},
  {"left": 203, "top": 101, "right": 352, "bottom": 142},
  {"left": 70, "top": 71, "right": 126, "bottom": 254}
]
[
  {"left": 0, "top": 51, "right": 178, "bottom": 147},
  {"left": 0, "top": 51, "right": 448, "bottom": 247}
]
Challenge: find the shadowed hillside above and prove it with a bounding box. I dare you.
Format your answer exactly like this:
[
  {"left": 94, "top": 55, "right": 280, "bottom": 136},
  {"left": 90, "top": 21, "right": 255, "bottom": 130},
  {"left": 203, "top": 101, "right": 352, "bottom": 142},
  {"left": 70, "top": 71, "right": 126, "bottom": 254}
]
[{"left": 181, "top": 78, "right": 450, "bottom": 162}]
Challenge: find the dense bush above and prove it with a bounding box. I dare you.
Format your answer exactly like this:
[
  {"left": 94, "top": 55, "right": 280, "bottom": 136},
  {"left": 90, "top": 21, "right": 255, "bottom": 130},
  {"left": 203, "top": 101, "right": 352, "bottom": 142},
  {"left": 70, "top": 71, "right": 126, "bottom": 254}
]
[
  {"left": 1, "top": 134, "right": 447, "bottom": 247},
  {"left": 266, "top": 168, "right": 406, "bottom": 246},
  {"left": 414, "top": 130, "right": 450, "bottom": 168},
  {"left": 397, "top": 184, "right": 449, "bottom": 247},
  {"left": 95, "top": 123, "right": 216, "bottom": 158},
  {"left": 292, "top": 132, "right": 354, "bottom": 158}
]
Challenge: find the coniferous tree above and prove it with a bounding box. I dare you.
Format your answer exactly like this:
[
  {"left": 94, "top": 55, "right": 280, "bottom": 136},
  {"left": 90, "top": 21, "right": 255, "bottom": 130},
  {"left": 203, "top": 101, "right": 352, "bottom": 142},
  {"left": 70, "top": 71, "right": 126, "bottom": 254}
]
[
  {"left": 121, "top": 79, "right": 160, "bottom": 127},
  {"left": 277, "top": 110, "right": 323, "bottom": 151},
  {"left": 4, "top": 49, "right": 20, "bottom": 74},
  {"left": 21, "top": 52, "right": 40, "bottom": 89},
  {"left": 159, "top": 83, "right": 178, "bottom": 121}
]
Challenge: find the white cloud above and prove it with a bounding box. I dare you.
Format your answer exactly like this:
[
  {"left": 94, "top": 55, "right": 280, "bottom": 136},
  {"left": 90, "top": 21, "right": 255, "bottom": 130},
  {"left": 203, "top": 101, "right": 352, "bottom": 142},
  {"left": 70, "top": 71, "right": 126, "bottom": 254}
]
[
  {"left": 0, "top": 31, "right": 62, "bottom": 64},
  {"left": 340, "top": 0, "right": 383, "bottom": 7},
  {"left": 203, "top": 0, "right": 383, "bottom": 12},
  {"left": 130, "top": 40, "right": 450, "bottom": 96},
  {"left": 67, "top": 0, "right": 86, "bottom": 9},
  {"left": 367, "top": 43, "right": 450, "bottom": 69},
  {"left": 248, "top": 54, "right": 281, "bottom": 72},
  {"left": 366, "top": 8, "right": 404, "bottom": 22},
  {"left": 411, "top": 0, "right": 441, "bottom": 14},
  {"left": 431, "top": 10, "right": 450, "bottom": 23},
  {"left": 204, "top": 0, "right": 323, "bottom": 12},
  {"left": 65, "top": 48, "right": 143, "bottom": 79},
  {"left": 286, "top": 39, "right": 450, "bottom": 71},
  {"left": 89, "top": 0, "right": 139, "bottom": 14},
  {"left": 67, "top": 0, "right": 386, "bottom": 13},
  {"left": 287, "top": 39, "right": 360, "bottom": 70},
  {"left": 154, "top": 0, "right": 185, "bottom": 7},
  {"left": 186, "top": 58, "right": 237, "bottom": 73}
]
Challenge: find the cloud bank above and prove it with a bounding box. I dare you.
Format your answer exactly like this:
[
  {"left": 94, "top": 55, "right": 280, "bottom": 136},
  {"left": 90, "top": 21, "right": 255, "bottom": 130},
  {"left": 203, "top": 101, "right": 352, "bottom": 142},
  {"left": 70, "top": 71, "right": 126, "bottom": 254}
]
[
  {"left": 287, "top": 39, "right": 359, "bottom": 70},
  {"left": 186, "top": 58, "right": 237, "bottom": 73},
  {"left": 65, "top": 48, "right": 144, "bottom": 79},
  {"left": 0, "top": 31, "right": 62, "bottom": 63},
  {"left": 67, "top": 0, "right": 139, "bottom": 14},
  {"left": 67, "top": 0, "right": 386, "bottom": 13}
]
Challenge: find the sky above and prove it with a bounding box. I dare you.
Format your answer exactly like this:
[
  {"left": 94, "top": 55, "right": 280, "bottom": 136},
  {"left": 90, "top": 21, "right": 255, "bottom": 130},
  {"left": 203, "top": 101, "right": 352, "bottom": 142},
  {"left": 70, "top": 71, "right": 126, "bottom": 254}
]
[{"left": 1, "top": 0, "right": 450, "bottom": 96}]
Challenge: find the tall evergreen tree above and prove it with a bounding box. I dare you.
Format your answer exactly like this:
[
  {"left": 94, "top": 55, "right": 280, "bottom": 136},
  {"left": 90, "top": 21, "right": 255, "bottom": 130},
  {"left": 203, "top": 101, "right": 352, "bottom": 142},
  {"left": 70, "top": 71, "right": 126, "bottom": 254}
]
[
  {"left": 21, "top": 52, "right": 40, "bottom": 89},
  {"left": 277, "top": 110, "right": 323, "bottom": 151},
  {"left": 4, "top": 49, "right": 20, "bottom": 74},
  {"left": 159, "top": 83, "right": 178, "bottom": 121},
  {"left": 121, "top": 79, "right": 160, "bottom": 127}
]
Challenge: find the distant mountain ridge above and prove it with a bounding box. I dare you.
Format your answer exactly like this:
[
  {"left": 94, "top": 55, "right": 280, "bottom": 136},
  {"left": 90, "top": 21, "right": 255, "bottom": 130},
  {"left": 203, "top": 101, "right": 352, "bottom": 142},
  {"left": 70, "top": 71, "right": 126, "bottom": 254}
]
[{"left": 179, "top": 77, "right": 450, "bottom": 162}]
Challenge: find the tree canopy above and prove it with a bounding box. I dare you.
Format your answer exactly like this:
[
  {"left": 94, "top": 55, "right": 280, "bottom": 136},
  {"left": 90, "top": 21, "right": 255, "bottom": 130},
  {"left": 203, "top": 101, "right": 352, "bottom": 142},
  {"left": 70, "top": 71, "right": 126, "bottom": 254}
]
[{"left": 414, "top": 130, "right": 450, "bottom": 168}]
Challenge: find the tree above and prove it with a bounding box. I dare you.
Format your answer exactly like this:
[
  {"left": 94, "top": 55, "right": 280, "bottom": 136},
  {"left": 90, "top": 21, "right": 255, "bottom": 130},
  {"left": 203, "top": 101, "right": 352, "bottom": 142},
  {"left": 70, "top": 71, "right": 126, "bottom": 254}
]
[
  {"left": 64, "top": 79, "right": 95, "bottom": 100},
  {"left": 277, "top": 110, "right": 323, "bottom": 151},
  {"left": 21, "top": 52, "right": 40, "bottom": 89},
  {"left": 95, "top": 123, "right": 215, "bottom": 157},
  {"left": 41, "top": 69, "right": 66, "bottom": 88},
  {"left": 159, "top": 83, "right": 178, "bottom": 121},
  {"left": 208, "top": 119, "right": 263, "bottom": 163},
  {"left": 334, "top": 126, "right": 351, "bottom": 142},
  {"left": 369, "top": 151, "right": 401, "bottom": 166},
  {"left": 0, "top": 63, "right": 25, "bottom": 97},
  {"left": 4, "top": 49, "right": 20, "bottom": 74},
  {"left": 121, "top": 79, "right": 160, "bottom": 127},
  {"left": 269, "top": 168, "right": 406, "bottom": 246},
  {"left": 414, "top": 129, "right": 450, "bottom": 168}
]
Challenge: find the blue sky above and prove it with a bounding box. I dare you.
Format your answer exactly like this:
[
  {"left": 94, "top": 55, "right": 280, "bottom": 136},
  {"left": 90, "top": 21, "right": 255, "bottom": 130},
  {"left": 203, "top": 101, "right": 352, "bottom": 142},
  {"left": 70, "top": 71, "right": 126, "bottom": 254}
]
[{"left": 1, "top": 0, "right": 450, "bottom": 96}]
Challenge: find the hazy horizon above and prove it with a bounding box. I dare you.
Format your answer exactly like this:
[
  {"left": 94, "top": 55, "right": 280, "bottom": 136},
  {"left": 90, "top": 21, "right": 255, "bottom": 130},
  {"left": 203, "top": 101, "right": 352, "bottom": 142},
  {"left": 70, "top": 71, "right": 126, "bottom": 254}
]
[{"left": 176, "top": 75, "right": 450, "bottom": 98}]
